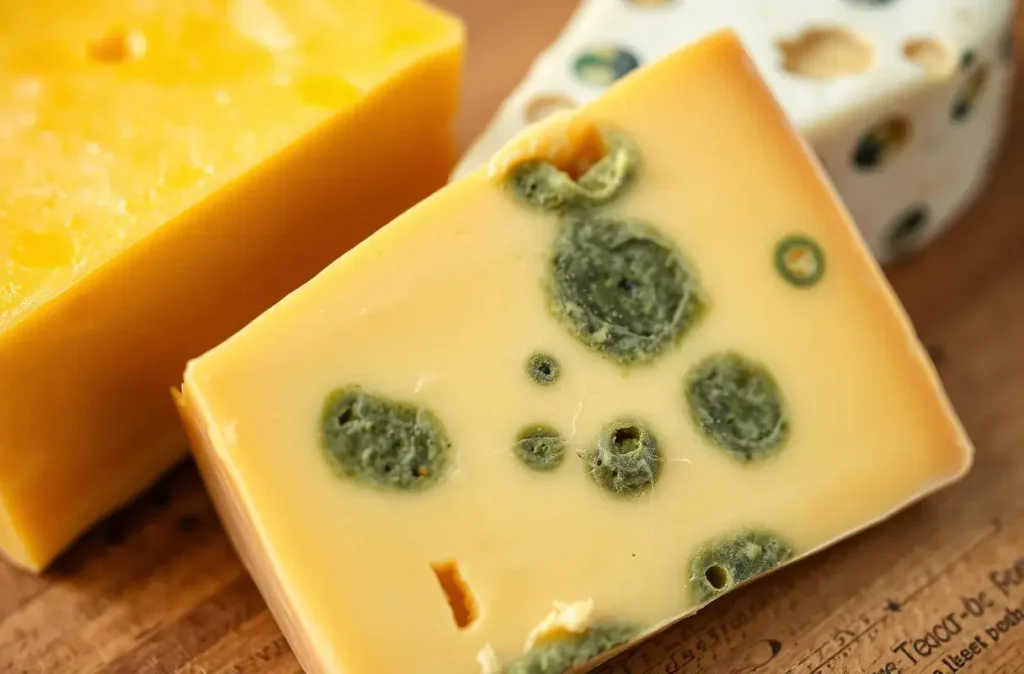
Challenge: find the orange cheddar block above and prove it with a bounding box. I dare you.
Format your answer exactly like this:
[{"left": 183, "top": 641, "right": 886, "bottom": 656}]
[{"left": 0, "top": 0, "right": 463, "bottom": 571}]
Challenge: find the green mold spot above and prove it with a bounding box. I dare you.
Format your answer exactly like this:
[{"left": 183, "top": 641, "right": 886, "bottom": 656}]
[
  {"left": 587, "top": 418, "right": 661, "bottom": 497},
  {"left": 526, "top": 352, "right": 561, "bottom": 386},
  {"left": 689, "top": 530, "right": 796, "bottom": 604},
  {"left": 774, "top": 234, "right": 826, "bottom": 287},
  {"left": 952, "top": 64, "right": 990, "bottom": 122},
  {"left": 843, "top": 0, "right": 899, "bottom": 6},
  {"left": 514, "top": 425, "right": 567, "bottom": 472},
  {"left": 549, "top": 213, "right": 706, "bottom": 365},
  {"left": 508, "top": 134, "right": 639, "bottom": 212},
  {"left": 320, "top": 385, "right": 451, "bottom": 491},
  {"left": 886, "top": 204, "right": 930, "bottom": 259},
  {"left": 507, "top": 621, "right": 641, "bottom": 674},
  {"left": 573, "top": 46, "right": 640, "bottom": 87},
  {"left": 685, "top": 353, "right": 789, "bottom": 463},
  {"left": 852, "top": 115, "right": 912, "bottom": 171}
]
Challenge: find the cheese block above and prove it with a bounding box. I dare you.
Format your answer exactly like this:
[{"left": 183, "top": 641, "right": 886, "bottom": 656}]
[
  {"left": 178, "top": 31, "right": 972, "bottom": 674},
  {"left": 453, "top": 0, "right": 1017, "bottom": 263},
  {"left": 0, "top": 0, "right": 463, "bottom": 572}
]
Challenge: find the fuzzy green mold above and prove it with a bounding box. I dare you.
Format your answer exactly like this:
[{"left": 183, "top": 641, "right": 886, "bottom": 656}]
[
  {"left": 689, "top": 530, "right": 796, "bottom": 604},
  {"left": 587, "top": 418, "right": 661, "bottom": 497},
  {"left": 549, "top": 213, "right": 705, "bottom": 365},
  {"left": 506, "top": 621, "right": 641, "bottom": 674},
  {"left": 320, "top": 385, "right": 451, "bottom": 491},
  {"left": 526, "top": 352, "right": 562, "bottom": 386},
  {"left": 685, "top": 353, "right": 789, "bottom": 463},
  {"left": 507, "top": 134, "right": 638, "bottom": 212},
  {"left": 514, "top": 425, "right": 567, "bottom": 472}
]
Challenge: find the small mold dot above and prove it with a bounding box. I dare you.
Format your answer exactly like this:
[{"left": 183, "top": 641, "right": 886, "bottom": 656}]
[
  {"left": 886, "top": 205, "right": 931, "bottom": 258},
  {"left": 524, "top": 93, "right": 578, "bottom": 125},
  {"left": 852, "top": 115, "right": 912, "bottom": 170},
  {"left": 624, "top": 0, "right": 678, "bottom": 5},
  {"left": 777, "top": 27, "right": 875, "bottom": 80},
  {"left": 951, "top": 65, "right": 990, "bottom": 122},
  {"left": 86, "top": 29, "right": 147, "bottom": 63},
  {"left": 902, "top": 38, "right": 953, "bottom": 77},
  {"left": 513, "top": 424, "right": 567, "bottom": 472},
  {"left": 573, "top": 46, "right": 641, "bottom": 87},
  {"left": 960, "top": 50, "right": 976, "bottom": 70},
  {"left": 843, "top": 0, "right": 899, "bottom": 5},
  {"left": 526, "top": 353, "right": 561, "bottom": 386}
]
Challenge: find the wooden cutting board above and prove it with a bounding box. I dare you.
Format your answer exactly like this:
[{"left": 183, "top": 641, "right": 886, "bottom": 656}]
[{"left": 3, "top": 2, "right": 1024, "bottom": 672}]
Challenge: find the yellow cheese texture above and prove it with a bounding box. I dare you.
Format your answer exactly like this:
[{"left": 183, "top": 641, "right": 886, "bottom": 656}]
[
  {"left": 179, "top": 31, "right": 972, "bottom": 674},
  {"left": 0, "top": 0, "right": 463, "bottom": 571}
]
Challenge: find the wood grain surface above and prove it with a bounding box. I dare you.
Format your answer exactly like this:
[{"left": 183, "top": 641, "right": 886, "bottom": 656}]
[{"left": 3, "top": 2, "right": 1024, "bottom": 673}]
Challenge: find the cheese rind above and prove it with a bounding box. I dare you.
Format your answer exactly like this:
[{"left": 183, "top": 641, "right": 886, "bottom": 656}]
[
  {"left": 180, "top": 31, "right": 972, "bottom": 674},
  {"left": 454, "top": 0, "right": 1016, "bottom": 263},
  {"left": 0, "top": 0, "right": 463, "bottom": 571}
]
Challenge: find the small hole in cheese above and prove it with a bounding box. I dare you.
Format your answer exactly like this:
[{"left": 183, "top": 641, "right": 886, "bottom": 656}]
[
  {"left": 777, "top": 27, "right": 874, "bottom": 80},
  {"left": 572, "top": 46, "right": 641, "bottom": 88},
  {"left": 86, "top": 29, "right": 147, "bottom": 64},
  {"left": 555, "top": 124, "right": 609, "bottom": 182},
  {"left": 526, "top": 352, "right": 561, "bottom": 385},
  {"left": 430, "top": 560, "right": 478, "bottom": 629},
  {"left": 612, "top": 425, "right": 641, "bottom": 448},
  {"left": 524, "top": 93, "right": 578, "bottom": 125},
  {"left": 902, "top": 37, "right": 953, "bottom": 77},
  {"left": 705, "top": 564, "right": 730, "bottom": 590},
  {"left": 851, "top": 115, "right": 912, "bottom": 171}
]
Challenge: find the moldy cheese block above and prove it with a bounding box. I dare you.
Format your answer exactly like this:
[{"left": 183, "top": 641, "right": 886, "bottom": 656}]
[
  {"left": 179, "top": 31, "right": 973, "bottom": 674},
  {"left": 0, "top": 0, "right": 463, "bottom": 572},
  {"left": 454, "top": 0, "right": 1016, "bottom": 263}
]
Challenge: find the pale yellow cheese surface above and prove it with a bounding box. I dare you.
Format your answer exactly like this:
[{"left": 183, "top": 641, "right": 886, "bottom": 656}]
[{"left": 181, "top": 32, "right": 971, "bottom": 674}]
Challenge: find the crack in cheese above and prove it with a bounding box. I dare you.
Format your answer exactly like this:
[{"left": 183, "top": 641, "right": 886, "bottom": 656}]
[
  {"left": 179, "top": 31, "right": 973, "bottom": 674},
  {"left": 0, "top": 0, "right": 463, "bottom": 572}
]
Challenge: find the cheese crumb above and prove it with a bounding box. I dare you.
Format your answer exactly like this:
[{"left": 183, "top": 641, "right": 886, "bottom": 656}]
[
  {"left": 476, "top": 643, "right": 501, "bottom": 674},
  {"left": 524, "top": 598, "right": 595, "bottom": 652}
]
